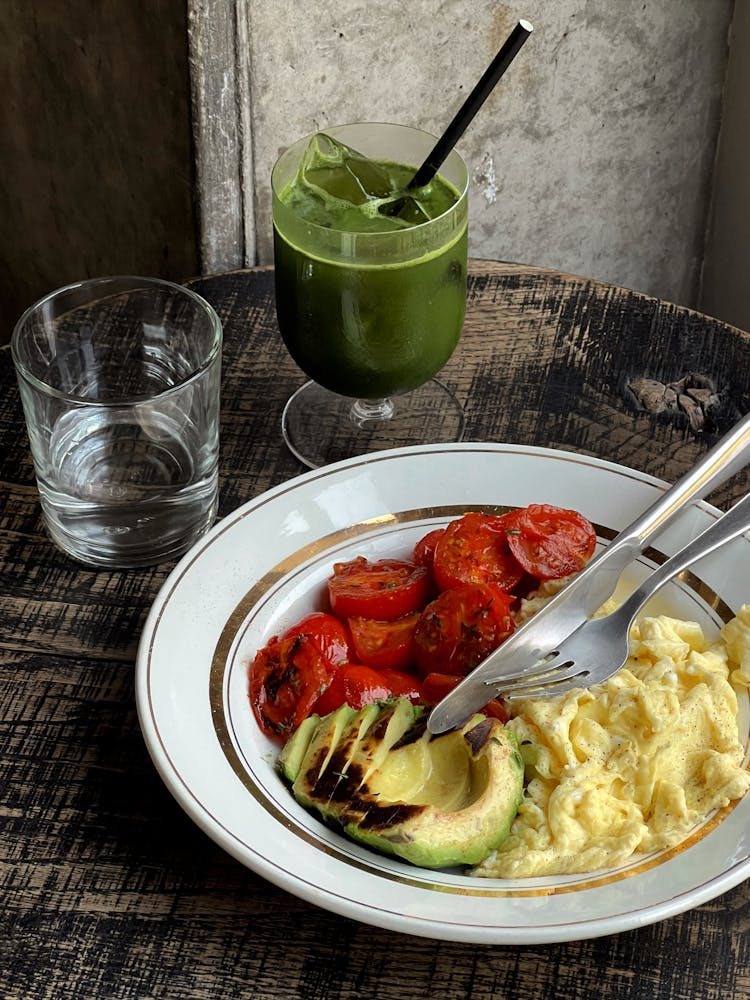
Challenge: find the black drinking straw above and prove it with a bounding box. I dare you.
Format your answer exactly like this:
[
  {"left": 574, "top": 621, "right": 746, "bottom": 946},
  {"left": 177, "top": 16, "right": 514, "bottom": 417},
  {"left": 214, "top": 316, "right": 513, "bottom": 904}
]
[{"left": 408, "top": 19, "right": 533, "bottom": 189}]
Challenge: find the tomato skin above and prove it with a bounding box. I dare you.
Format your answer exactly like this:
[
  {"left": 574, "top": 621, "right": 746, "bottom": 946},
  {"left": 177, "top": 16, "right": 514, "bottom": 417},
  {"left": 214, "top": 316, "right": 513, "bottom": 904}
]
[
  {"left": 378, "top": 669, "right": 424, "bottom": 703},
  {"left": 421, "top": 671, "right": 464, "bottom": 703},
  {"left": 313, "top": 663, "right": 423, "bottom": 716},
  {"left": 502, "top": 504, "right": 596, "bottom": 580},
  {"left": 412, "top": 528, "right": 446, "bottom": 570},
  {"left": 250, "top": 505, "right": 593, "bottom": 739},
  {"left": 348, "top": 612, "right": 419, "bottom": 671},
  {"left": 421, "top": 672, "right": 509, "bottom": 724},
  {"left": 432, "top": 512, "right": 524, "bottom": 593},
  {"left": 413, "top": 583, "right": 515, "bottom": 676},
  {"left": 283, "top": 611, "right": 352, "bottom": 665},
  {"left": 328, "top": 557, "right": 430, "bottom": 621},
  {"left": 249, "top": 634, "right": 336, "bottom": 740}
]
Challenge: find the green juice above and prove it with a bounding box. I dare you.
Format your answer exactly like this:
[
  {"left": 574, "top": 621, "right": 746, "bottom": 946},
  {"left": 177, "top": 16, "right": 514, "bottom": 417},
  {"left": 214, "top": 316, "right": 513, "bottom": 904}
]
[{"left": 272, "top": 132, "right": 468, "bottom": 400}]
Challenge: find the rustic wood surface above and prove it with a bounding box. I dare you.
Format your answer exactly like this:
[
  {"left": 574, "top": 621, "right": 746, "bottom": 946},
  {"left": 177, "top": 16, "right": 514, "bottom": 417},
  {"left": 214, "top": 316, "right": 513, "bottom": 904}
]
[{"left": 2, "top": 260, "right": 750, "bottom": 1000}]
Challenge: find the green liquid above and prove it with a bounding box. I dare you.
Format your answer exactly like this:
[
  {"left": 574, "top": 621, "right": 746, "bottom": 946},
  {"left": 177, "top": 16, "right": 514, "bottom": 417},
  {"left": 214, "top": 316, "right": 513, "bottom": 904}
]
[{"left": 274, "top": 155, "right": 467, "bottom": 400}]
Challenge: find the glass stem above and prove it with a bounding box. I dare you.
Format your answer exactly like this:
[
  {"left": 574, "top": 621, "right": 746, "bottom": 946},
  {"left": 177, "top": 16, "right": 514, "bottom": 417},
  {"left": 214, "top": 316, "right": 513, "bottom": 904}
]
[{"left": 349, "top": 397, "right": 395, "bottom": 427}]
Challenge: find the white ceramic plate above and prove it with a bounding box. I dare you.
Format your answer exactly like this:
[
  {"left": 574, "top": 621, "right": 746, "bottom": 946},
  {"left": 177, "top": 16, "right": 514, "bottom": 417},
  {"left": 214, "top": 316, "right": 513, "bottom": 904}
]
[{"left": 135, "top": 443, "right": 750, "bottom": 944}]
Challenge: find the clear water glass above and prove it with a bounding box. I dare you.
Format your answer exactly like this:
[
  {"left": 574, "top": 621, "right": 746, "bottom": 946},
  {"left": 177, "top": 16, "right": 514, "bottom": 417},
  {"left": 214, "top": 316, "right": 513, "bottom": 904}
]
[{"left": 11, "top": 276, "right": 222, "bottom": 568}]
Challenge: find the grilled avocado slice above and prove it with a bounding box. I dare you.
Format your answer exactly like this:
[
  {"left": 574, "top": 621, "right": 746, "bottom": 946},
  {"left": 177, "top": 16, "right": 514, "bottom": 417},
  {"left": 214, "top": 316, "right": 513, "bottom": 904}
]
[{"left": 277, "top": 698, "right": 524, "bottom": 869}]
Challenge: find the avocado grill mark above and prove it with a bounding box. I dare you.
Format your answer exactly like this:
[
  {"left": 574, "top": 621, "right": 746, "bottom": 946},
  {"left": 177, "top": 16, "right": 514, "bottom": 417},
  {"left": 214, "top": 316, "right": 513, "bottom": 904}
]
[
  {"left": 368, "top": 710, "right": 394, "bottom": 742},
  {"left": 356, "top": 801, "right": 423, "bottom": 833},
  {"left": 310, "top": 765, "right": 424, "bottom": 832},
  {"left": 306, "top": 731, "right": 425, "bottom": 831},
  {"left": 391, "top": 714, "right": 429, "bottom": 750},
  {"left": 281, "top": 699, "right": 524, "bottom": 868}
]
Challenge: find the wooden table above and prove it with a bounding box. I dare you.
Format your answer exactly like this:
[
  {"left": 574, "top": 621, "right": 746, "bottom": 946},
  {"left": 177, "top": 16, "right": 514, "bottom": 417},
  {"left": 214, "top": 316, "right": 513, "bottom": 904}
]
[{"left": 2, "top": 261, "right": 750, "bottom": 999}]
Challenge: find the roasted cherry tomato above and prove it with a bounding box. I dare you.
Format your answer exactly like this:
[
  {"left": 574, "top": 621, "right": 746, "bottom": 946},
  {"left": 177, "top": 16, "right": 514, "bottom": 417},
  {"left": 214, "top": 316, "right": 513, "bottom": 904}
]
[
  {"left": 421, "top": 671, "right": 509, "bottom": 724},
  {"left": 328, "top": 556, "right": 430, "bottom": 621},
  {"left": 313, "top": 663, "right": 424, "bottom": 716},
  {"left": 249, "top": 634, "right": 337, "bottom": 740},
  {"left": 283, "top": 611, "right": 352, "bottom": 665},
  {"left": 413, "top": 582, "right": 515, "bottom": 676},
  {"left": 412, "top": 528, "right": 446, "bottom": 571},
  {"left": 379, "top": 669, "right": 424, "bottom": 703},
  {"left": 432, "top": 512, "right": 524, "bottom": 593},
  {"left": 502, "top": 503, "right": 596, "bottom": 580},
  {"left": 348, "top": 612, "right": 420, "bottom": 671},
  {"left": 421, "top": 671, "right": 464, "bottom": 703}
]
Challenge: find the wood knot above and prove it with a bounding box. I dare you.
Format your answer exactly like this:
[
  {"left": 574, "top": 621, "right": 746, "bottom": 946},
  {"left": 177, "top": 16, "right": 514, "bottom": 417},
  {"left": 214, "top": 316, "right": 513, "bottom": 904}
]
[{"left": 625, "top": 373, "right": 725, "bottom": 433}]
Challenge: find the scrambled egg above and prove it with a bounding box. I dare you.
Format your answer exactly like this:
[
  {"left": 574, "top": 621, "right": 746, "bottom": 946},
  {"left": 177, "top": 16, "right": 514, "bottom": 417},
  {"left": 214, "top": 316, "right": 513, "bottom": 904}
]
[{"left": 473, "top": 604, "right": 750, "bottom": 878}]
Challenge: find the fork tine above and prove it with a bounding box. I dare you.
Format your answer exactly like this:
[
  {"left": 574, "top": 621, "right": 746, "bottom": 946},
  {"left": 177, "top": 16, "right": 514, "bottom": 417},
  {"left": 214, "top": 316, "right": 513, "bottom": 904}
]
[
  {"left": 481, "top": 647, "right": 579, "bottom": 687},
  {"left": 502, "top": 672, "right": 592, "bottom": 701},
  {"left": 480, "top": 652, "right": 566, "bottom": 686},
  {"left": 481, "top": 653, "right": 590, "bottom": 701},
  {"left": 461, "top": 490, "right": 750, "bottom": 712}
]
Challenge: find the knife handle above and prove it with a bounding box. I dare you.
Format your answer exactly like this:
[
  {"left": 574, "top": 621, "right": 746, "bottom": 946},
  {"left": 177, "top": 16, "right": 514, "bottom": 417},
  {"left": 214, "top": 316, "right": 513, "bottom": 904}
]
[
  {"left": 426, "top": 412, "right": 750, "bottom": 734},
  {"left": 616, "top": 410, "right": 750, "bottom": 548},
  {"left": 566, "top": 411, "right": 750, "bottom": 613}
]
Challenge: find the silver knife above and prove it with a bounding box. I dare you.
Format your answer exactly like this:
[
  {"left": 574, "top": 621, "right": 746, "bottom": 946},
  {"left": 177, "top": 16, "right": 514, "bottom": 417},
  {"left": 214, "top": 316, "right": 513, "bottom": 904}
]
[{"left": 426, "top": 411, "right": 750, "bottom": 734}]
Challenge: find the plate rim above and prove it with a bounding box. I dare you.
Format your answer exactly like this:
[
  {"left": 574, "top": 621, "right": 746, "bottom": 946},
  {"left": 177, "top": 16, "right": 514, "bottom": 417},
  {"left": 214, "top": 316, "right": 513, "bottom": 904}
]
[{"left": 135, "top": 441, "right": 750, "bottom": 943}]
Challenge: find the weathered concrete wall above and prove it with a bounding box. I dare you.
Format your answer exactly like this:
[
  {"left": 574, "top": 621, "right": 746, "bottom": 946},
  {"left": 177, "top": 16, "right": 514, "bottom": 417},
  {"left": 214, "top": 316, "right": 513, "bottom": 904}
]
[
  {"left": 2, "top": 0, "right": 739, "bottom": 351},
  {"left": 243, "top": 0, "right": 732, "bottom": 307}
]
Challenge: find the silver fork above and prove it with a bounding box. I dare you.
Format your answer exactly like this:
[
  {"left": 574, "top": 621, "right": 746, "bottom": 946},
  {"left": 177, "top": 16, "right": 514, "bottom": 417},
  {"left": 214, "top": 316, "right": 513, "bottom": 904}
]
[
  {"left": 427, "top": 412, "right": 750, "bottom": 734},
  {"left": 482, "top": 490, "right": 750, "bottom": 701}
]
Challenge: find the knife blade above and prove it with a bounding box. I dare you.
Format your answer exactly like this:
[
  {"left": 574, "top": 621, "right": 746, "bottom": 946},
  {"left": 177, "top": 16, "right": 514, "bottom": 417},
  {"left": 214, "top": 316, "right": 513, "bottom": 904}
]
[{"left": 426, "top": 411, "right": 750, "bottom": 734}]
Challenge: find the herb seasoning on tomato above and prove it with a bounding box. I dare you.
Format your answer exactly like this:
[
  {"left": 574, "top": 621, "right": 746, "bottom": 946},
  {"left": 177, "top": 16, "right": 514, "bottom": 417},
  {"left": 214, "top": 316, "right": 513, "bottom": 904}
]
[
  {"left": 432, "top": 512, "right": 524, "bottom": 593},
  {"left": 348, "top": 612, "right": 419, "bottom": 671},
  {"left": 249, "top": 634, "right": 337, "bottom": 739},
  {"left": 327, "top": 557, "right": 430, "bottom": 621},
  {"left": 249, "top": 503, "right": 597, "bottom": 738},
  {"left": 413, "top": 582, "right": 515, "bottom": 675},
  {"left": 501, "top": 503, "right": 596, "bottom": 580}
]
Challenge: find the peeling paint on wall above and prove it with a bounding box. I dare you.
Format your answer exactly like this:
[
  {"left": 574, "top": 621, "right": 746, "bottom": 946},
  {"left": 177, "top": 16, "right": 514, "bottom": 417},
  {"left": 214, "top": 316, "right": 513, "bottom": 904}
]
[{"left": 474, "top": 153, "right": 498, "bottom": 206}]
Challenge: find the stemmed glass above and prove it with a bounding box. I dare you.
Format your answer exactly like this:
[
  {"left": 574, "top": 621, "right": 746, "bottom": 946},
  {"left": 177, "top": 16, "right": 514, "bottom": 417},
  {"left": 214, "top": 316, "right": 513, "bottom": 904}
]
[{"left": 272, "top": 122, "right": 469, "bottom": 469}]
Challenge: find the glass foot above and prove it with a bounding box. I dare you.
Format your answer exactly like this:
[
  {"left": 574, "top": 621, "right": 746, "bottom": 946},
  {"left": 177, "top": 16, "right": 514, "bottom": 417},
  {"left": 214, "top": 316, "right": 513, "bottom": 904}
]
[{"left": 282, "top": 379, "right": 465, "bottom": 469}]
